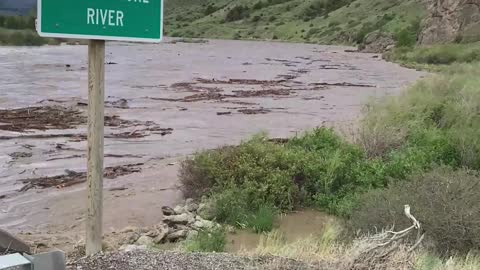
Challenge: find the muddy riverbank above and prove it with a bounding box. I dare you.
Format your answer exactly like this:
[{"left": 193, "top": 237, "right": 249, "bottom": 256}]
[{"left": 0, "top": 39, "right": 425, "bottom": 249}]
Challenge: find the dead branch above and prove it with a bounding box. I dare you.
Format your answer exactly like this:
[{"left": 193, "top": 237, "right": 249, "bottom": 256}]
[{"left": 343, "top": 205, "right": 424, "bottom": 270}]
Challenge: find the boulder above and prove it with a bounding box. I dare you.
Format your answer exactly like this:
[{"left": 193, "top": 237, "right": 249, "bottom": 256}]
[
  {"left": 359, "top": 31, "right": 395, "bottom": 53},
  {"left": 192, "top": 218, "right": 215, "bottom": 230},
  {"left": 174, "top": 224, "right": 190, "bottom": 231},
  {"left": 174, "top": 205, "right": 186, "bottom": 215},
  {"left": 119, "top": 226, "right": 139, "bottom": 234},
  {"left": 225, "top": 225, "right": 236, "bottom": 234},
  {"left": 197, "top": 202, "right": 215, "bottom": 220},
  {"left": 161, "top": 206, "right": 175, "bottom": 216},
  {"left": 152, "top": 223, "right": 169, "bottom": 244},
  {"left": 135, "top": 235, "right": 154, "bottom": 246},
  {"left": 185, "top": 198, "right": 199, "bottom": 212},
  {"left": 120, "top": 244, "right": 147, "bottom": 252},
  {"left": 186, "top": 230, "right": 199, "bottom": 240},
  {"left": 419, "top": 0, "right": 480, "bottom": 44},
  {"left": 145, "top": 230, "right": 159, "bottom": 238},
  {"left": 120, "top": 232, "right": 140, "bottom": 245},
  {"left": 166, "top": 230, "right": 188, "bottom": 242},
  {"left": 163, "top": 213, "right": 195, "bottom": 225}
]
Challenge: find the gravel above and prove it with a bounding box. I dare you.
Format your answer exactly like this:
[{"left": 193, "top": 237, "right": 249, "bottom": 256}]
[{"left": 67, "top": 250, "right": 322, "bottom": 270}]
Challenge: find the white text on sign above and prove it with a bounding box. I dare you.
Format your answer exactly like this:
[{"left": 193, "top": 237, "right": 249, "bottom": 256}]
[
  {"left": 87, "top": 9, "right": 124, "bottom": 27},
  {"left": 87, "top": 0, "right": 151, "bottom": 27}
]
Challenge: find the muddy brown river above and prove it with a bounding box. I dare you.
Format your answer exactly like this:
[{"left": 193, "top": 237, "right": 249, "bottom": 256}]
[{"left": 0, "top": 39, "right": 425, "bottom": 248}]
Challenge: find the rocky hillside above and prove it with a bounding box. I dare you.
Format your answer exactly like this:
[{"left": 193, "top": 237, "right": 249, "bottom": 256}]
[
  {"left": 164, "top": 0, "right": 425, "bottom": 45},
  {"left": 419, "top": 0, "right": 480, "bottom": 44}
]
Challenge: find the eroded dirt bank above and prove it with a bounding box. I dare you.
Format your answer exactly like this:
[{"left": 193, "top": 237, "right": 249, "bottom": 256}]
[{"left": 0, "top": 39, "right": 425, "bottom": 250}]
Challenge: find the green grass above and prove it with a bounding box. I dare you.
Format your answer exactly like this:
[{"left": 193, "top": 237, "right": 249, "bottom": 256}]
[
  {"left": 0, "top": 27, "right": 59, "bottom": 46},
  {"left": 247, "top": 206, "right": 276, "bottom": 233},
  {"left": 385, "top": 42, "right": 480, "bottom": 68},
  {"left": 183, "top": 228, "right": 227, "bottom": 252},
  {"left": 164, "top": 0, "right": 425, "bottom": 45},
  {"left": 415, "top": 253, "right": 480, "bottom": 270}
]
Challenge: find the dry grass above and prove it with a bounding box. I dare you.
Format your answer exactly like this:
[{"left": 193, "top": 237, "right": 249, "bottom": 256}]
[
  {"left": 243, "top": 220, "right": 480, "bottom": 270},
  {"left": 242, "top": 220, "right": 343, "bottom": 263},
  {"left": 415, "top": 253, "right": 480, "bottom": 270}
]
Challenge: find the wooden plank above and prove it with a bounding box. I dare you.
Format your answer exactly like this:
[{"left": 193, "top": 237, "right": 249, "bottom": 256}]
[{"left": 85, "top": 39, "right": 105, "bottom": 256}]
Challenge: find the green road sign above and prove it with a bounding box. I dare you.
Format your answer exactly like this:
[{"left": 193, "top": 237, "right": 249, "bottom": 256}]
[{"left": 37, "top": 0, "right": 163, "bottom": 42}]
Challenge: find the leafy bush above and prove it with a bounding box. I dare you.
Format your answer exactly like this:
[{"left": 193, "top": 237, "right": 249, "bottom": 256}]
[
  {"left": 305, "top": 28, "right": 321, "bottom": 39},
  {"left": 204, "top": 4, "right": 219, "bottom": 16},
  {"left": 387, "top": 43, "right": 480, "bottom": 65},
  {"left": 211, "top": 188, "right": 250, "bottom": 225},
  {"left": 251, "top": 15, "right": 262, "bottom": 22},
  {"left": 181, "top": 129, "right": 374, "bottom": 217},
  {"left": 300, "top": 0, "right": 354, "bottom": 21},
  {"left": 395, "top": 18, "right": 421, "bottom": 47},
  {"left": 358, "top": 64, "right": 480, "bottom": 169},
  {"left": 253, "top": 1, "right": 266, "bottom": 10},
  {"left": 181, "top": 138, "right": 300, "bottom": 216},
  {"left": 354, "top": 14, "right": 395, "bottom": 44},
  {"left": 0, "top": 29, "right": 54, "bottom": 46},
  {"left": 0, "top": 15, "right": 35, "bottom": 30},
  {"left": 350, "top": 167, "right": 480, "bottom": 255},
  {"left": 225, "top": 5, "right": 250, "bottom": 22},
  {"left": 183, "top": 227, "right": 226, "bottom": 252},
  {"left": 247, "top": 206, "right": 276, "bottom": 233}
]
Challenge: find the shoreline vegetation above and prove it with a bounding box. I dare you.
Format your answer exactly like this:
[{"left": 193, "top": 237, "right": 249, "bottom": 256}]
[{"left": 180, "top": 62, "right": 480, "bottom": 268}]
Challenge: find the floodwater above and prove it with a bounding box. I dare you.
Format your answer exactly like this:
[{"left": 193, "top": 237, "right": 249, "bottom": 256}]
[
  {"left": 0, "top": 39, "right": 425, "bottom": 242},
  {"left": 226, "top": 210, "right": 333, "bottom": 252}
]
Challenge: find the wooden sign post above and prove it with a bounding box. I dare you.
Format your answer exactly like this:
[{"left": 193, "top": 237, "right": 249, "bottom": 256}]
[
  {"left": 86, "top": 40, "right": 105, "bottom": 255},
  {"left": 37, "top": 0, "right": 163, "bottom": 256}
]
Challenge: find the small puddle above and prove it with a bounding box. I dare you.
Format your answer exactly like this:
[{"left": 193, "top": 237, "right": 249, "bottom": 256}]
[{"left": 226, "top": 209, "right": 332, "bottom": 252}]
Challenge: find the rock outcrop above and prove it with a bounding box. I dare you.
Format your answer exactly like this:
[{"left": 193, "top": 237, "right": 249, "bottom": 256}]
[
  {"left": 419, "top": 0, "right": 480, "bottom": 44},
  {"left": 116, "top": 199, "right": 218, "bottom": 250},
  {"left": 359, "top": 31, "right": 395, "bottom": 53}
]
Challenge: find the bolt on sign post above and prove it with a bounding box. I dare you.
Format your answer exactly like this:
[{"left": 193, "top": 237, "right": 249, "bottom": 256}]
[{"left": 37, "top": 0, "right": 163, "bottom": 256}]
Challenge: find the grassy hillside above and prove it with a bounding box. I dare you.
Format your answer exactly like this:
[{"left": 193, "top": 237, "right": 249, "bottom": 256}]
[{"left": 164, "top": 0, "right": 425, "bottom": 45}]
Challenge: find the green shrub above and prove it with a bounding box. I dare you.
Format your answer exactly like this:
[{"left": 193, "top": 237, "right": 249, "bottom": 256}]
[
  {"left": 305, "top": 28, "right": 321, "bottom": 39},
  {"left": 247, "top": 206, "right": 276, "bottom": 233},
  {"left": 180, "top": 135, "right": 301, "bottom": 212},
  {"left": 395, "top": 18, "right": 421, "bottom": 47},
  {"left": 204, "top": 4, "right": 219, "bottom": 16},
  {"left": 212, "top": 188, "right": 250, "bottom": 226},
  {"left": 1, "top": 15, "right": 35, "bottom": 30},
  {"left": 300, "top": 0, "right": 354, "bottom": 21},
  {"left": 359, "top": 64, "right": 480, "bottom": 169},
  {"left": 0, "top": 29, "right": 51, "bottom": 46},
  {"left": 253, "top": 1, "right": 265, "bottom": 10},
  {"left": 328, "top": 21, "right": 340, "bottom": 28},
  {"left": 252, "top": 15, "right": 262, "bottom": 22},
  {"left": 225, "top": 5, "right": 250, "bottom": 22},
  {"left": 387, "top": 43, "right": 480, "bottom": 65},
  {"left": 395, "top": 28, "right": 416, "bottom": 47},
  {"left": 181, "top": 64, "right": 480, "bottom": 220},
  {"left": 184, "top": 228, "right": 226, "bottom": 252},
  {"left": 350, "top": 167, "right": 480, "bottom": 256},
  {"left": 355, "top": 14, "right": 396, "bottom": 44}
]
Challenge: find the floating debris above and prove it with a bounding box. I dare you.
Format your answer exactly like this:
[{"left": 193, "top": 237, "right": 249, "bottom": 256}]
[
  {"left": 18, "top": 163, "right": 144, "bottom": 192},
  {"left": 0, "top": 106, "right": 85, "bottom": 132},
  {"left": 238, "top": 108, "right": 271, "bottom": 115}
]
